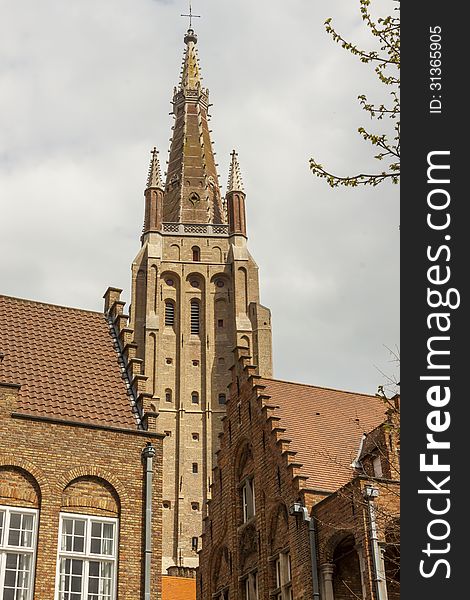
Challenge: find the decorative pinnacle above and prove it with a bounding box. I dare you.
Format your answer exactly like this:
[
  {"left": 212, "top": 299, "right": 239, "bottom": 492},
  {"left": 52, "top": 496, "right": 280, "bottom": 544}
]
[
  {"left": 146, "top": 147, "right": 163, "bottom": 189},
  {"left": 180, "top": 30, "right": 202, "bottom": 91},
  {"left": 227, "top": 150, "right": 245, "bottom": 193}
]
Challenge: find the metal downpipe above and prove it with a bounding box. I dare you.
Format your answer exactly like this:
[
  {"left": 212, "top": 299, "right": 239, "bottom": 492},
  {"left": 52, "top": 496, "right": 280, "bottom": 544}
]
[{"left": 142, "top": 442, "right": 156, "bottom": 600}]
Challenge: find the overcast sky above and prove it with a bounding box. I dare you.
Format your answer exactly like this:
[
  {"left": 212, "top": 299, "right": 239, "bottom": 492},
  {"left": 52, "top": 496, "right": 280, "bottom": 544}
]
[{"left": 0, "top": 0, "right": 399, "bottom": 395}]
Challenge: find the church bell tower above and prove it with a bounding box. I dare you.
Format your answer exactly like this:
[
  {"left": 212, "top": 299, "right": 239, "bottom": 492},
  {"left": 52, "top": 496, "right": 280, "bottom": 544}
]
[{"left": 129, "top": 27, "right": 273, "bottom": 573}]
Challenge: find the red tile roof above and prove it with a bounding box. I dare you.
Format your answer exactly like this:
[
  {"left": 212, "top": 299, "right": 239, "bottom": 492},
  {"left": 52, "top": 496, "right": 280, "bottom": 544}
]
[
  {"left": 0, "top": 295, "right": 137, "bottom": 429},
  {"left": 162, "top": 576, "right": 196, "bottom": 600},
  {"left": 259, "top": 378, "right": 387, "bottom": 492}
]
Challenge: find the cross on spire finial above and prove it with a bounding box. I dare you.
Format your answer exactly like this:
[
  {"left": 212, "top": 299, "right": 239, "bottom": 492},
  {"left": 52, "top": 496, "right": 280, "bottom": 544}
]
[{"left": 181, "top": 1, "right": 201, "bottom": 29}]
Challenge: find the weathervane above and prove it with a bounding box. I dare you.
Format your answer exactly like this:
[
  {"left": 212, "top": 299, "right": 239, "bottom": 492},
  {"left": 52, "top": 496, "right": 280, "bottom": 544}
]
[{"left": 181, "top": 1, "right": 201, "bottom": 29}]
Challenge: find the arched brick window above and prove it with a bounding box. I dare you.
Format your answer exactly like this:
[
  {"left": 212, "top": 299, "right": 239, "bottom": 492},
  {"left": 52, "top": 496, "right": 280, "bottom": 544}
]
[
  {"left": 57, "top": 477, "right": 120, "bottom": 600},
  {"left": 0, "top": 467, "right": 40, "bottom": 600},
  {"left": 332, "top": 534, "right": 362, "bottom": 600}
]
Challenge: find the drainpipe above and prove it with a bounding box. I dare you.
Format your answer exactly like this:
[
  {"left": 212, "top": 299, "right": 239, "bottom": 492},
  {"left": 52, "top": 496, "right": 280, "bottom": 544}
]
[
  {"left": 364, "top": 486, "right": 388, "bottom": 600},
  {"left": 142, "top": 442, "right": 156, "bottom": 600},
  {"left": 289, "top": 503, "right": 321, "bottom": 600}
]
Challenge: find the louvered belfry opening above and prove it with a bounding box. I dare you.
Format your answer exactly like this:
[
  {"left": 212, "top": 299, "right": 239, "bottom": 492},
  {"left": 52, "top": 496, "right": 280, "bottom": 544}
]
[
  {"left": 165, "top": 300, "right": 175, "bottom": 327},
  {"left": 190, "top": 300, "right": 200, "bottom": 335}
]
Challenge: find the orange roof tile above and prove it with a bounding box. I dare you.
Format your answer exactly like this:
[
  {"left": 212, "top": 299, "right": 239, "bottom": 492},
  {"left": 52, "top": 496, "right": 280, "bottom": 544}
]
[
  {"left": 162, "top": 576, "right": 196, "bottom": 600},
  {"left": 0, "top": 295, "right": 138, "bottom": 429},
  {"left": 259, "top": 378, "right": 387, "bottom": 491}
]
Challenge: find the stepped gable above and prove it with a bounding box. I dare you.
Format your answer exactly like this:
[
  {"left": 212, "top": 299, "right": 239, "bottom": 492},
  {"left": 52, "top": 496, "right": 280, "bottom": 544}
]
[
  {"left": 0, "top": 294, "right": 138, "bottom": 429},
  {"left": 258, "top": 377, "right": 387, "bottom": 491}
]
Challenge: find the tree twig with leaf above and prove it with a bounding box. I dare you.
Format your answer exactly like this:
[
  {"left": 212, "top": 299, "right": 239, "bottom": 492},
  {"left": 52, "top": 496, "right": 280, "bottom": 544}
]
[{"left": 310, "top": 0, "right": 400, "bottom": 187}]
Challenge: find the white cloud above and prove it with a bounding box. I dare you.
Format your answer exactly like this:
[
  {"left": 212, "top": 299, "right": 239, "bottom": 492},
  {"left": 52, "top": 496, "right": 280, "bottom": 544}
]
[{"left": 0, "top": 0, "right": 399, "bottom": 394}]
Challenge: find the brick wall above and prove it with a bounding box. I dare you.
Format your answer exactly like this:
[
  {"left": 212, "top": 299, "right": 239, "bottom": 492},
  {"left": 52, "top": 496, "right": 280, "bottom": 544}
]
[
  {"left": 0, "top": 383, "right": 163, "bottom": 600},
  {"left": 197, "top": 348, "right": 400, "bottom": 600},
  {"left": 197, "top": 349, "right": 313, "bottom": 600}
]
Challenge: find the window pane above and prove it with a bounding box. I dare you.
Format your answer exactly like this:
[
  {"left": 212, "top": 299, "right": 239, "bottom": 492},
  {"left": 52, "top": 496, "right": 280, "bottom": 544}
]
[
  {"left": 90, "top": 521, "right": 114, "bottom": 556},
  {"left": 61, "top": 518, "right": 86, "bottom": 553},
  {"left": 7, "top": 514, "right": 20, "bottom": 547},
  {"left": 90, "top": 522, "right": 102, "bottom": 555},
  {"left": 88, "top": 561, "right": 113, "bottom": 600},
  {"left": 102, "top": 524, "right": 114, "bottom": 556},
  {"left": 59, "top": 558, "right": 83, "bottom": 598},
  {"left": 6, "top": 513, "right": 34, "bottom": 549},
  {"left": 0, "top": 510, "right": 4, "bottom": 545},
  {"left": 3, "top": 552, "right": 31, "bottom": 600}
]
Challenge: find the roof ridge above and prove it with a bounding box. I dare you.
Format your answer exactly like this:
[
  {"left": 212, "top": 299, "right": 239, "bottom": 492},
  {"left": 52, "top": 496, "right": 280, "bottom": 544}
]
[
  {"left": 260, "top": 376, "right": 377, "bottom": 399},
  {"left": 0, "top": 294, "right": 102, "bottom": 315}
]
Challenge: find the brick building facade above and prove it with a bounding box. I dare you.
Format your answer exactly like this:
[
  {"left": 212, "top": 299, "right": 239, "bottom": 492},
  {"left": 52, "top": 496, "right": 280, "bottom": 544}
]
[
  {"left": 0, "top": 294, "right": 165, "bottom": 599},
  {"left": 197, "top": 347, "right": 400, "bottom": 600}
]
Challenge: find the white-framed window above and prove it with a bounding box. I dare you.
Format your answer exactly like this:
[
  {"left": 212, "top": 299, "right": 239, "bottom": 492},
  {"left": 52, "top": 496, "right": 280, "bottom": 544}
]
[
  {"left": 0, "top": 505, "right": 38, "bottom": 600},
  {"left": 242, "top": 571, "right": 258, "bottom": 600},
  {"left": 273, "top": 551, "right": 292, "bottom": 600},
  {"left": 55, "top": 513, "right": 118, "bottom": 600},
  {"left": 241, "top": 479, "right": 255, "bottom": 523}
]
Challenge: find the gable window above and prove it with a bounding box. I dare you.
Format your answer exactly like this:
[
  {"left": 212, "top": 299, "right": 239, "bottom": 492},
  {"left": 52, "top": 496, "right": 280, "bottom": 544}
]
[
  {"left": 190, "top": 300, "right": 200, "bottom": 335},
  {"left": 165, "top": 389, "right": 172, "bottom": 403},
  {"left": 191, "top": 392, "right": 199, "bottom": 405},
  {"left": 218, "top": 394, "right": 226, "bottom": 405},
  {"left": 273, "top": 551, "right": 292, "bottom": 600},
  {"left": 243, "top": 571, "right": 258, "bottom": 600},
  {"left": 165, "top": 301, "right": 175, "bottom": 327},
  {"left": 0, "top": 506, "right": 38, "bottom": 600},
  {"left": 56, "top": 513, "right": 117, "bottom": 600},
  {"left": 241, "top": 478, "right": 255, "bottom": 523}
]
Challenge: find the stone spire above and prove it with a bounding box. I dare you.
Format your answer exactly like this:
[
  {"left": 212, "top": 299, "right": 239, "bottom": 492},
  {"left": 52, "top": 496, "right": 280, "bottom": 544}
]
[
  {"left": 180, "top": 29, "right": 202, "bottom": 92},
  {"left": 142, "top": 147, "right": 164, "bottom": 236},
  {"left": 226, "top": 150, "right": 247, "bottom": 236},
  {"left": 227, "top": 150, "right": 244, "bottom": 193},
  {"left": 162, "top": 29, "right": 225, "bottom": 225},
  {"left": 146, "top": 147, "right": 163, "bottom": 190}
]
